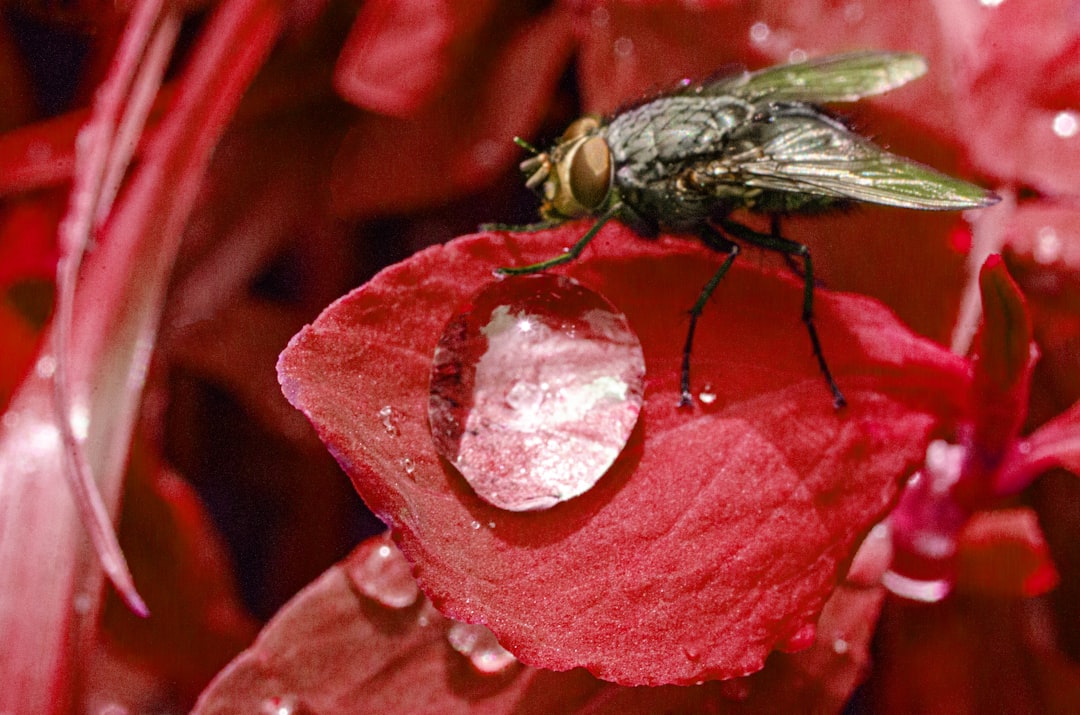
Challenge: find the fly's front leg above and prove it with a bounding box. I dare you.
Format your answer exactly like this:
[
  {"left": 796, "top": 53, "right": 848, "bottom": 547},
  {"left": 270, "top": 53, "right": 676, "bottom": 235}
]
[
  {"left": 718, "top": 218, "right": 846, "bottom": 409},
  {"left": 680, "top": 226, "right": 739, "bottom": 407},
  {"left": 481, "top": 219, "right": 563, "bottom": 233},
  {"left": 496, "top": 204, "right": 620, "bottom": 275}
]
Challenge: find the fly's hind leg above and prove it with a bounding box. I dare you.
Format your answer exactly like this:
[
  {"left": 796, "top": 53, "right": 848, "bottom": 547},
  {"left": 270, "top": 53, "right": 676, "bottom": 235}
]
[
  {"left": 718, "top": 218, "right": 846, "bottom": 409},
  {"left": 680, "top": 226, "right": 740, "bottom": 407}
]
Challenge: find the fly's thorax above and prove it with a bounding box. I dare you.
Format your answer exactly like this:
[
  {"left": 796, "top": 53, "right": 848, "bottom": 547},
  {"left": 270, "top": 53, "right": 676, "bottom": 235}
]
[
  {"left": 520, "top": 115, "right": 614, "bottom": 220},
  {"left": 604, "top": 95, "right": 754, "bottom": 170}
]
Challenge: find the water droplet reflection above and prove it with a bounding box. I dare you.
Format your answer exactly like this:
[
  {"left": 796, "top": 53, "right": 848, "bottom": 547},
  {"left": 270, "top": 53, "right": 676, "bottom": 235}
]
[
  {"left": 378, "top": 406, "right": 398, "bottom": 436},
  {"left": 347, "top": 535, "right": 419, "bottom": 609},
  {"left": 447, "top": 622, "right": 518, "bottom": 675},
  {"left": 749, "top": 21, "right": 770, "bottom": 44},
  {"left": 260, "top": 694, "right": 299, "bottom": 715},
  {"left": 1052, "top": 110, "right": 1078, "bottom": 138},
  {"left": 429, "top": 275, "right": 645, "bottom": 511}
]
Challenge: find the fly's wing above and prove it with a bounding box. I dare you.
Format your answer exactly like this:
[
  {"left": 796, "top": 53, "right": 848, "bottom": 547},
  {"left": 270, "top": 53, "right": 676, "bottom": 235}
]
[
  {"left": 701, "top": 51, "right": 927, "bottom": 103},
  {"left": 723, "top": 112, "right": 998, "bottom": 209}
]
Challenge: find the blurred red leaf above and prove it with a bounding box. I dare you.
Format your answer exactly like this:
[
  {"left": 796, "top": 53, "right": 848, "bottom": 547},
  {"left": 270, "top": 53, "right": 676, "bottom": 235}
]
[
  {"left": 195, "top": 533, "right": 887, "bottom": 713},
  {"left": 278, "top": 222, "right": 969, "bottom": 685},
  {"left": 102, "top": 450, "right": 259, "bottom": 702},
  {"left": 329, "top": 2, "right": 575, "bottom": 217},
  {"left": 955, "top": 508, "right": 1059, "bottom": 598}
]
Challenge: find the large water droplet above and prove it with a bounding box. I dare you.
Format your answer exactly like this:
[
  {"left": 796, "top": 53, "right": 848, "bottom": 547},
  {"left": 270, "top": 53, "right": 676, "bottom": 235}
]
[
  {"left": 446, "top": 622, "right": 518, "bottom": 675},
  {"left": 345, "top": 534, "right": 419, "bottom": 609},
  {"left": 429, "top": 274, "right": 645, "bottom": 511}
]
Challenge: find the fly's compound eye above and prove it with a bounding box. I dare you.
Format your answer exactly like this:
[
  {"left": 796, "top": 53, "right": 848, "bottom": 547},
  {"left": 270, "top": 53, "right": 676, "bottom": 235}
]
[
  {"left": 567, "top": 135, "right": 612, "bottom": 211},
  {"left": 560, "top": 115, "right": 602, "bottom": 143}
]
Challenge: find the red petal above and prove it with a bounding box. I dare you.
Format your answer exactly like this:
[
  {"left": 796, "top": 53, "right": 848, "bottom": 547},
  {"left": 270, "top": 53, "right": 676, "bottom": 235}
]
[
  {"left": 196, "top": 534, "right": 885, "bottom": 711},
  {"left": 955, "top": 508, "right": 1059, "bottom": 598},
  {"left": 278, "top": 222, "right": 970, "bottom": 685},
  {"left": 963, "top": 255, "right": 1034, "bottom": 497}
]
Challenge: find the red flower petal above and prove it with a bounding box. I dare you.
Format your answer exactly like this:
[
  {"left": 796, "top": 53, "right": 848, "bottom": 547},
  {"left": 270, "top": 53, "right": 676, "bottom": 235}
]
[
  {"left": 955, "top": 508, "right": 1059, "bottom": 598},
  {"left": 278, "top": 222, "right": 970, "bottom": 685}
]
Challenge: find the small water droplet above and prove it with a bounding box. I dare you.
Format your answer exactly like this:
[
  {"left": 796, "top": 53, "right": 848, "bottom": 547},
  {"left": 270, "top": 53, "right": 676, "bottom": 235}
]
[
  {"left": 1, "top": 409, "right": 20, "bottom": 430},
  {"left": 590, "top": 5, "right": 610, "bottom": 27},
  {"left": 35, "top": 354, "right": 56, "bottom": 379},
  {"left": 378, "top": 406, "right": 399, "bottom": 436},
  {"left": 487, "top": 521, "right": 496, "bottom": 529},
  {"left": 1052, "top": 110, "right": 1078, "bottom": 138},
  {"left": 979, "top": 0, "right": 1005, "bottom": 7},
  {"left": 718, "top": 678, "right": 751, "bottom": 701},
  {"left": 748, "top": 21, "right": 770, "bottom": 44},
  {"left": 400, "top": 457, "right": 415, "bottom": 476},
  {"left": 346, "top": 535, "right": 419, "bottom": 608},
  {"left": 788, "top": 48, "right": 808, "bottom": 64},
  {"left": 470, "top": 520, "right": 482, "bottom": 530},
  {"left": 429, "top": 275, "right": 645, "bottom": 511},
  {"left": 447, "top": 622, "right": 518, "bottom": 675},
  {"left": 833, "top": 637, "right": 850, "bottom": 655},
  {"left": 842, "top": 1, "right": 864, "bottom": 23},
  {"left": 1034, "top": 225, "right": 1062, "bottom": 264},
  {"left": 613, "top": 36, "right": 634, "bottom": 59},
  {"left": 471, "top": 138, "right": 501, "bottom": 170},
  {"left": 260, "top": 694, "right": 300, "bottom": 715},
  {"left": 73, "top": 592, "right": 93, "bottom": 615},
  {"left": 697, "top": 385, "right": 717, "bottom": 404}
]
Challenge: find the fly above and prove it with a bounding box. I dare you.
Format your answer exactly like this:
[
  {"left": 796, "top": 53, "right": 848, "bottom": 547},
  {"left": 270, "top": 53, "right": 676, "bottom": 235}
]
[{"left": 487, "top": 51, "right": 999, "bottom": 408}]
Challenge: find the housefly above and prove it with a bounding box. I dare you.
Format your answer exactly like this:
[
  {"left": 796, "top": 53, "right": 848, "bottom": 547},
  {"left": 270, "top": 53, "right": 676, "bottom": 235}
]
[{"left": 489, "top": 51, "right": 999, "bottom": 408}]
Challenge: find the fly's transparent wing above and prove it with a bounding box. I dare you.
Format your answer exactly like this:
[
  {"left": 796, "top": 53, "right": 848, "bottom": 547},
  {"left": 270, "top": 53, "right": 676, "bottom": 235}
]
[
  {"left": 723, "top": 114, "right": 998, "bottom": 209},
  {"left": 701, "top": 51, "right": 927, "bottom": 104}
]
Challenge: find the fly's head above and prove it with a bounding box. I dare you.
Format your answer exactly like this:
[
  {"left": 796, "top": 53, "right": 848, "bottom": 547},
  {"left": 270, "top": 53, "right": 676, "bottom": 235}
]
[{"left": 518, "top": 116, "right": 613, "bottom": 221}]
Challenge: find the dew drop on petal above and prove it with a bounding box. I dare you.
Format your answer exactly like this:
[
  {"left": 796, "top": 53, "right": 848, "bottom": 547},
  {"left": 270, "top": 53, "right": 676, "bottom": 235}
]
[
  {"left": 447, "top": 622, "right": 518, "bottom": 675},
  {"left": 698, "top": 385, "right": 717, "bottom": 404},
  {"left": 842, "top": 1, "right": 864, "bottom": 23},
  {"left": 1034, "top": 225, "right": 1062, "bottom": 264},
  {"left": 590, "top": 5, "right": 610, "bottom": 28},
  {"left": 719, "top": 679, "right": 751, "bottom": 702},
  {"left": 345, "top": 534, "right": 419, "bottom": 609},
  {"left": 378, "top": 406, "right": 398, "bottom": 436},
  {"left": 749, "top": 21, "right": 770, "bottom": 44},
  {"left": 613, "top": 36, "right": 634, "bottom": 59},
  {"left": 429, "top": 274, "right": 645, "bottom": 511},
  {"left": 260, "top": 694, "right": 300, "bottom": 715},
  {"left": 1052, "top": 110, "right": 1078, "bottom": 138}
]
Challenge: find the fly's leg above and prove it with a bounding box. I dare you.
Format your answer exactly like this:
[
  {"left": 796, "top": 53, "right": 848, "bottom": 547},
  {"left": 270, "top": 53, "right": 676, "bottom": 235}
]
[
  {"left": 496, "top": 204, "right": 620, "bottom": 275},
  {"left": 718, "top": 218, "right": 847, "bottom": 409},
  {"left": 480, "top": 219, "right": 561, "bottom": 232},
  {"left": 773, "top": 216, "right": 804, "bottom": 277},
  {"left": 680, "top": 227, "right": 740, "bottom": 407}
]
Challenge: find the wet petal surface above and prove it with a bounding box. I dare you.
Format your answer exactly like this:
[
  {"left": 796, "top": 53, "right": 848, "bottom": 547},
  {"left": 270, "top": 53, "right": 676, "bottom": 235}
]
[{"left": 429, "top": 274, "right": 645, "bottom": 511}]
